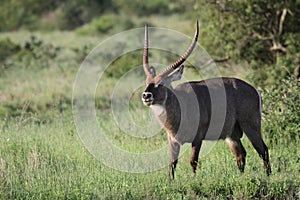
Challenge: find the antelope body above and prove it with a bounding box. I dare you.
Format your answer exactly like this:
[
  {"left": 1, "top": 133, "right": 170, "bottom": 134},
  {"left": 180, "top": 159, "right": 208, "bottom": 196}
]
[{"left": 141, "top": 21, "right": 271, "bottom": 179}]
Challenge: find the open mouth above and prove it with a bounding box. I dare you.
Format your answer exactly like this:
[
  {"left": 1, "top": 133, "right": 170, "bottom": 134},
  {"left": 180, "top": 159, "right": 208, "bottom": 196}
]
[{"left": 142, "top": 98, "right": 153, "bottom": 106}]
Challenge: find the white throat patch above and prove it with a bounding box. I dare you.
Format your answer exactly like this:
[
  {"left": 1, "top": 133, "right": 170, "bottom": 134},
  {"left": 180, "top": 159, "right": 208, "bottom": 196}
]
[{"left": 150, "top": 105, "right": 165, "bottom": 116}]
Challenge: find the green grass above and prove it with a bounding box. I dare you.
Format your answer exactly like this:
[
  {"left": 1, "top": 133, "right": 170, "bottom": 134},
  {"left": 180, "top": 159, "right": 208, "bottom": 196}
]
[
  {"left": 0, "top": 31, "right": 99, "bottom": 49},
  {"left": 0, "top": 116, "right": 299, "bottom": 199},
  {"left": 0, "top": 26, "right": 299, "bottom": 199}
]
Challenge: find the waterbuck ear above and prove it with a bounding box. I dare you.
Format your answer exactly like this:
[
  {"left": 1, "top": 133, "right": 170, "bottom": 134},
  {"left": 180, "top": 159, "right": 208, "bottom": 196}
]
[
  {"left": 149, "top": 66, "right": 156, "bottom": 77},
  {"left": 153, "top": 65, "right": 184, "bottom": 87},
  {"left": 168, "top": 65, "right": 184, "bottom": 82},
  {"left": 145, "top": 66, "right": 156, "bottom": 86},
  {"left": 156, "top": 65, "right": 184, "bottom": 87}
]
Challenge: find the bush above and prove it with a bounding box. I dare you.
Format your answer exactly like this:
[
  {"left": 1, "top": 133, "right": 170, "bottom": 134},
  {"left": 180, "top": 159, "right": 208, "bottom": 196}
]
[
  {"left": 262, "top": 76, "right": 300, "bottom": 146},
  {"left": 57, "top": 0, "right": 116, "bottom": 31},
  {"left": 93, "top": 15, "right": 115, "bottom": 33},
  {"left": 0, "top": 38, "right": 21, "bottom": 63},
  {"left": 57, "top": 1, "right": 86, "bottom": 30},
  {"left": 0, "top": 0, "right": 58, "bottom": 31},
  {"left": 194, "top": 0, "right": 300, "bottom": 87},
  {"left": 105, "top": 51, "right": 142, "bottom": 79},
  {"left": 112, "top": 0, "right": 171, "bottom": 16},
  {"left": 9, "top": 36, "right": 61, "bottom": 69},
  {"left": 75, "top": 14, "right": 114, "bottom": 35},
  {"left": 76, "top": 14, "right": 136, "bottom": 36}
]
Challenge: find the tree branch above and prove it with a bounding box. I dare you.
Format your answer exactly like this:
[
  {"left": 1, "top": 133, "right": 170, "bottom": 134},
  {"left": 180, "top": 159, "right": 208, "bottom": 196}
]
[
  {"left": 279, "top": 8, "right": 287, "bottom": 36},
  {"left": 213, "top": 55, "right": 231, "bottom": 63}
]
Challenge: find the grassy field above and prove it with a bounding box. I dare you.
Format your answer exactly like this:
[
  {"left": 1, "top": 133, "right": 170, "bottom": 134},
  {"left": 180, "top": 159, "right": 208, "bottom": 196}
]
[
  {"left": 0, "top": 29, "right": 299, "bottom": 199},
  {"left": 1, "top": 117, "right": 299, "bottom": 199}
]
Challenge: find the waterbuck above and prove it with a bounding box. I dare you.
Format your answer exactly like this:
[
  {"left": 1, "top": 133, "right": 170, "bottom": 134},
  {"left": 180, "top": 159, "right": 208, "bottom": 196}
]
[{"left": 141, "top": 21, "right": 271, "bottom": 179}]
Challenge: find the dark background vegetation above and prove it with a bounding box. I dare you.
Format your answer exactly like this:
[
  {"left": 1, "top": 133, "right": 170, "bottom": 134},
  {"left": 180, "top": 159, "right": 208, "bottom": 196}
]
[
  {"left": 1, "top": 0, "right": 300, "bottom": 82},
  {"left": 0, "top": 0, "right": 299, "bottom": 199}
]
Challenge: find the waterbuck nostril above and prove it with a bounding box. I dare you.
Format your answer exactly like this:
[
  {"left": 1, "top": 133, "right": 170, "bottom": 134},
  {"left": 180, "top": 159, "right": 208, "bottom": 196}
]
[{"left": 142, "top": 92, "right": 152, "bottom": 100}]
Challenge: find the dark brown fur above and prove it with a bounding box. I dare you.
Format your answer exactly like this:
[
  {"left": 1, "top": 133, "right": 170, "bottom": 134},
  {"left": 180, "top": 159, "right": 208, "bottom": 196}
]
[
  {"left": 143, "top": 77, "right": 271, "bottom": 178},
  {"left": 141, "top": 22, "right": 271, "bottom": 179}
]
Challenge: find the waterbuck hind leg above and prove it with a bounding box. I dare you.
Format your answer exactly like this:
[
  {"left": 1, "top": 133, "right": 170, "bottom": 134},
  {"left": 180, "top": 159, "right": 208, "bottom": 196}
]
[
  {"left": 240, "top": 124, "right": 271, "bottom": 175},
  {"left": 251, "top": 138, "right": 271, "bottom": 175},
  {"left": 190, "top": 141, "right": 202, "bottom": 175},
  {"left": 169, "top": 160, "right": 178, "bottom": 180},
  {"left": 168, "top": 136, "right": 180, "bottom": 179},
  {"left": 225, "top": 137, "right": 247, "bottom": 173},
  {"left": 262, "top": 143, "right": 272, "bottom": 176}
]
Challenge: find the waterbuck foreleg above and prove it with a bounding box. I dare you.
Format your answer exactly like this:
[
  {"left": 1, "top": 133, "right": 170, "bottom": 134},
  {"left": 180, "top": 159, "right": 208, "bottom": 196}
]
[
  {"left": 168, "top": 135, "right": 180, "bottom": 179},
  {"left": 190, "top": 140, "right": 202, "bottom": 175}
]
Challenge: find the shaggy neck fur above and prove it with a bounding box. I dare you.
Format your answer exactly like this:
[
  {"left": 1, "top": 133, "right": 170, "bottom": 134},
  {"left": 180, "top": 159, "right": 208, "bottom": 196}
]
[{"left": 150, "top": 88, "right": 181, "bottom": 137}]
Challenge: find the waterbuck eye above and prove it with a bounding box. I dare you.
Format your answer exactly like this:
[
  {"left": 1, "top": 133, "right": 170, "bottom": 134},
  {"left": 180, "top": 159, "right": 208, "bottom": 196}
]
[{"left": 154, "top": 80, "right": 162, "bottom": 88}]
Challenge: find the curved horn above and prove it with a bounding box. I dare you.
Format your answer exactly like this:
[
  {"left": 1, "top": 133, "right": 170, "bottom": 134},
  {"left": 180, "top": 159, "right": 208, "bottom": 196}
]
[
  {"left": 158, "top": 20, "right": 199, "bottom": 78},
  {"left": 143, "top": 24, "right": 152, "bottom": 78}
]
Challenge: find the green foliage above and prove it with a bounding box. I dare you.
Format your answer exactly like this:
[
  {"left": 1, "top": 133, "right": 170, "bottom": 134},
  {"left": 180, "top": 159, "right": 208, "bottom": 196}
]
[
  {"left": 0, "top": 0, "right": 299, "bottom": 89},
  {"left": 76, "top": 14, "right": 136, "bottom": 35},
  {"left": 112, "top": 0, "right": 171, "bottom": 16},
  {"left": 0, "top": 0, "right": 58, "bottom": 31},
  {"left": 0, "top": 35, "right": 61, "bottom": 72},
  {"left": 57, "top": 1, "right": 86, "bottom": 30},
  {"left": 0, "top": 0, "right": 115, "bottom": 31},
  {"left": 0, "top": 0, "right": 177, "bottom": 32},
  {"left": 105, "top": 51, "right": 142, "bottom": 79},
  {"left": 0, "top": 34, "right": 89, "bottom": 120},
  {"left": 262, "top": 76, "right": 300, "bottom": 146},
  {"left": 195, "top": 0, "right": 300, "bottom": 87},
  {"left": 76, "top": 14, "right": 115, "bottom": 35},
  {"left": 71, "top": 44, "right": 94, "bottom": 63},
  {"left": 56, "top": 0, "right": 115, "bottom": 30},
  {"left": 0, "top": 38, "right": 21, "bottom": 63},
  {"left": 92, "top": 15, "right": 114, "bottom": 33}
]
